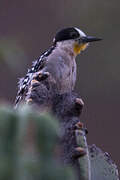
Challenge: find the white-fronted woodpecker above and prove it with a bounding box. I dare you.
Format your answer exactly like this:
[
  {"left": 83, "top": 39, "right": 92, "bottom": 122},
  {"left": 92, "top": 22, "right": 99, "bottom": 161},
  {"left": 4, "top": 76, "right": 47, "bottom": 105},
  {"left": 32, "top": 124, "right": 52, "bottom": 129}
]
[{"left": 15, "top": 27, "right": 102, "bottom": 107}]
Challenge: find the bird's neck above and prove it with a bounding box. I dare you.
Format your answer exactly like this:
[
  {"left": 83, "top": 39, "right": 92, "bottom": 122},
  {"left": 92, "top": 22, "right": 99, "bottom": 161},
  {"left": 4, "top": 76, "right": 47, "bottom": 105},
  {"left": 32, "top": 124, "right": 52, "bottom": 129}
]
[
  {"left": 55, "top": 40, "right": 88, "bottom": 57},
  {"left": 56, "top": 40, "right": 76, "bottom": 58}
]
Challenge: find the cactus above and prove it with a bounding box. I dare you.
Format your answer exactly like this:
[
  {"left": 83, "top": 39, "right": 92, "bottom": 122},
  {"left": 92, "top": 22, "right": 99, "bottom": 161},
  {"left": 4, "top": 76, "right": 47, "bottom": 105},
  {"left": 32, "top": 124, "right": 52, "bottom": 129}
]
[
  {"left": 75, "top": 128, "right": 91, "bottom": 180},
  {"left": 0, "top": 106, "right": 18, "bottom": 180},
  {"left": 0, "top": 105, "right": 75, "bottom": 180},
  {"left": 89, "top": 144, "right": 119, "bottom": 180},
  {"left": 75, "top": 127, "right": 119, "bottom": 180},
  {"left": 0, "top": 105, "right": 119, "bottom": 180}
]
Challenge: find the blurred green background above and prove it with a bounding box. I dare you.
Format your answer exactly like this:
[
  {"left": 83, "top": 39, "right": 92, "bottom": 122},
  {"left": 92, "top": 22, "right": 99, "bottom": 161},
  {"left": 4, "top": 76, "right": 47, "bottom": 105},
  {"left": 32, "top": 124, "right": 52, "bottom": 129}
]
[{"left": 0, "top": 0, "right": 119, "bottom": 170}]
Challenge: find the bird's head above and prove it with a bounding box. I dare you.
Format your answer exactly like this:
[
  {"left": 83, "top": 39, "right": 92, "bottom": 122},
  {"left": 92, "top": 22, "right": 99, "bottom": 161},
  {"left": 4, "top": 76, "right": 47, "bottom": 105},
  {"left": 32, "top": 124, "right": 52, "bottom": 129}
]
[{"left": 53, "top": 27, "right": 102, "bottom": 56}]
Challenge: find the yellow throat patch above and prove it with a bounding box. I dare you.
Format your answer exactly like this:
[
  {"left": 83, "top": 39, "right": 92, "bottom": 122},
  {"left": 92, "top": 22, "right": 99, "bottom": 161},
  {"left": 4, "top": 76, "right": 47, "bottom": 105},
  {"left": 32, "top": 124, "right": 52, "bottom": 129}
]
[{"left": 73, "top": 43, "right": 88, "bottom": 55}]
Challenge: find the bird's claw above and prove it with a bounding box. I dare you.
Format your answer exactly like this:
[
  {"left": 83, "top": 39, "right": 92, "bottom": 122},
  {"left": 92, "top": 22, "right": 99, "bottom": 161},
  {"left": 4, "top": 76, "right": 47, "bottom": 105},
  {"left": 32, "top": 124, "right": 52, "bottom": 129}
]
[
  {"left": 31, "top": 79, "right": 40, "bottom": 85},
  {"left": 33, "top": 71, "right": 50, "bottom": 82},
  {"left": 30, "top": 71, "right": 50, "bottom": 87}
]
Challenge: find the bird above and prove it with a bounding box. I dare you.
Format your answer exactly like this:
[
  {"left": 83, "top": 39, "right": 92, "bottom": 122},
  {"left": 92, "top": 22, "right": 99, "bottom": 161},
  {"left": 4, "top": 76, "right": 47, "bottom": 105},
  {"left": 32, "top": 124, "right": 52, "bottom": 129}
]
[{"left": 15, "top": 27, "right": 101, "bottom": 108}]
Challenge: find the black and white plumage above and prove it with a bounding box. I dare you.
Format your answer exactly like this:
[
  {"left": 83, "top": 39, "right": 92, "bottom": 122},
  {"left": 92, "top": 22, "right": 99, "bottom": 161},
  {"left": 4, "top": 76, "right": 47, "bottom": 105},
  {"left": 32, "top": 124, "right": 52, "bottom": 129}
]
[
  {"left": 15, "top": 27, "right": 101, "bottom": 108},
  {"left": 15, "top": 45, "right": 56, "bottom": 107}
]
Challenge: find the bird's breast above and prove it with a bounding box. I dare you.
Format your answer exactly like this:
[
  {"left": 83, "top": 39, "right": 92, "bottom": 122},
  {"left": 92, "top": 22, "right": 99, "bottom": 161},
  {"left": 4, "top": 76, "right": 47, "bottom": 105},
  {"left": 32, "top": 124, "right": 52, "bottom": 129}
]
[
  {"left": 53, "top": 56, "right": 76, "bottom": 93},
  {"left": 45, "top": 50, "right": 77, "bottom": 93}
]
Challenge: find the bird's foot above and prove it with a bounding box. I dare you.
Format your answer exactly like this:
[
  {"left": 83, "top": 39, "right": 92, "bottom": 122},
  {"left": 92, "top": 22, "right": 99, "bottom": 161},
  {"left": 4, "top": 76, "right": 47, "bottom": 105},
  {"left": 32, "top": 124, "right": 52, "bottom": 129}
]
[
  {"left": 30, "top": 71, "right": 50, "bottom": 87},
  {"left": 33, "top": 71, "right": 50, "bottom": 82},
  {"left": 26, "top": 71, "right": 50, "bottom": 105}
]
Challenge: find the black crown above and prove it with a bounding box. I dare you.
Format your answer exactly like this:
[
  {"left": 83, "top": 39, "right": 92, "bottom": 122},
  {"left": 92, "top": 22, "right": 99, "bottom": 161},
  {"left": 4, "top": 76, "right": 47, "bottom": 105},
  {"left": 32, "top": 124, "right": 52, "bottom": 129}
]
[{"left": 54, "top": 27, "right": 80, "bottom": 43}]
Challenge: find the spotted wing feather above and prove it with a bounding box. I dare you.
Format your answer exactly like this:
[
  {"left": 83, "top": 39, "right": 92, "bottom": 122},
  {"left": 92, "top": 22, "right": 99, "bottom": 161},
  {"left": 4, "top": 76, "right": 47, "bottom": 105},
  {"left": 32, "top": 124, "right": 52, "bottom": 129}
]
[{"left": 14, "top": 45, "right": 55, "bottom": 108}]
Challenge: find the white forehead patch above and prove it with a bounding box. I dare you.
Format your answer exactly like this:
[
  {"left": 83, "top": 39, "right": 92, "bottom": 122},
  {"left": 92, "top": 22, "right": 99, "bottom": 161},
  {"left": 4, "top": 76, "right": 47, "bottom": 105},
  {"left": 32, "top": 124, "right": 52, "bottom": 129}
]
[{"left": 75, "top": 27, "right": 86, "bottom": 37}]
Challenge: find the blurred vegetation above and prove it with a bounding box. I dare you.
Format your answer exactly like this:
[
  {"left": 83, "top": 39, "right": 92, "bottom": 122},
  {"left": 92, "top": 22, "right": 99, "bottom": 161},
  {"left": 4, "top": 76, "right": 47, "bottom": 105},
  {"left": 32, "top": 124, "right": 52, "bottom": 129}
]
[
  {"left": 0, "top": 38, "right": 27, "bottom": 73},
  {"left": 0, "top": 105, "right": 75, "bottom": 180}
]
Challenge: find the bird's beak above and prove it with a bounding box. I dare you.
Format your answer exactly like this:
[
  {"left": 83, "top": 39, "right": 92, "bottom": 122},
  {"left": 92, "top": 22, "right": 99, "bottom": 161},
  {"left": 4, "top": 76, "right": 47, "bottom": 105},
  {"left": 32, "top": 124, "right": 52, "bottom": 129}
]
[{"left": 81, "top": 36, "right": 102, "bottom": 43}]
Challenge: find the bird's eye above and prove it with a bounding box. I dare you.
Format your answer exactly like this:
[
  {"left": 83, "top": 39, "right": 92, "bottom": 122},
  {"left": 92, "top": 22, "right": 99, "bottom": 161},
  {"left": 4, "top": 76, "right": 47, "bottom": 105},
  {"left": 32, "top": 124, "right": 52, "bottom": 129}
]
[{"left": 70, "top": 32, "right": 78, "bottom": 39}]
